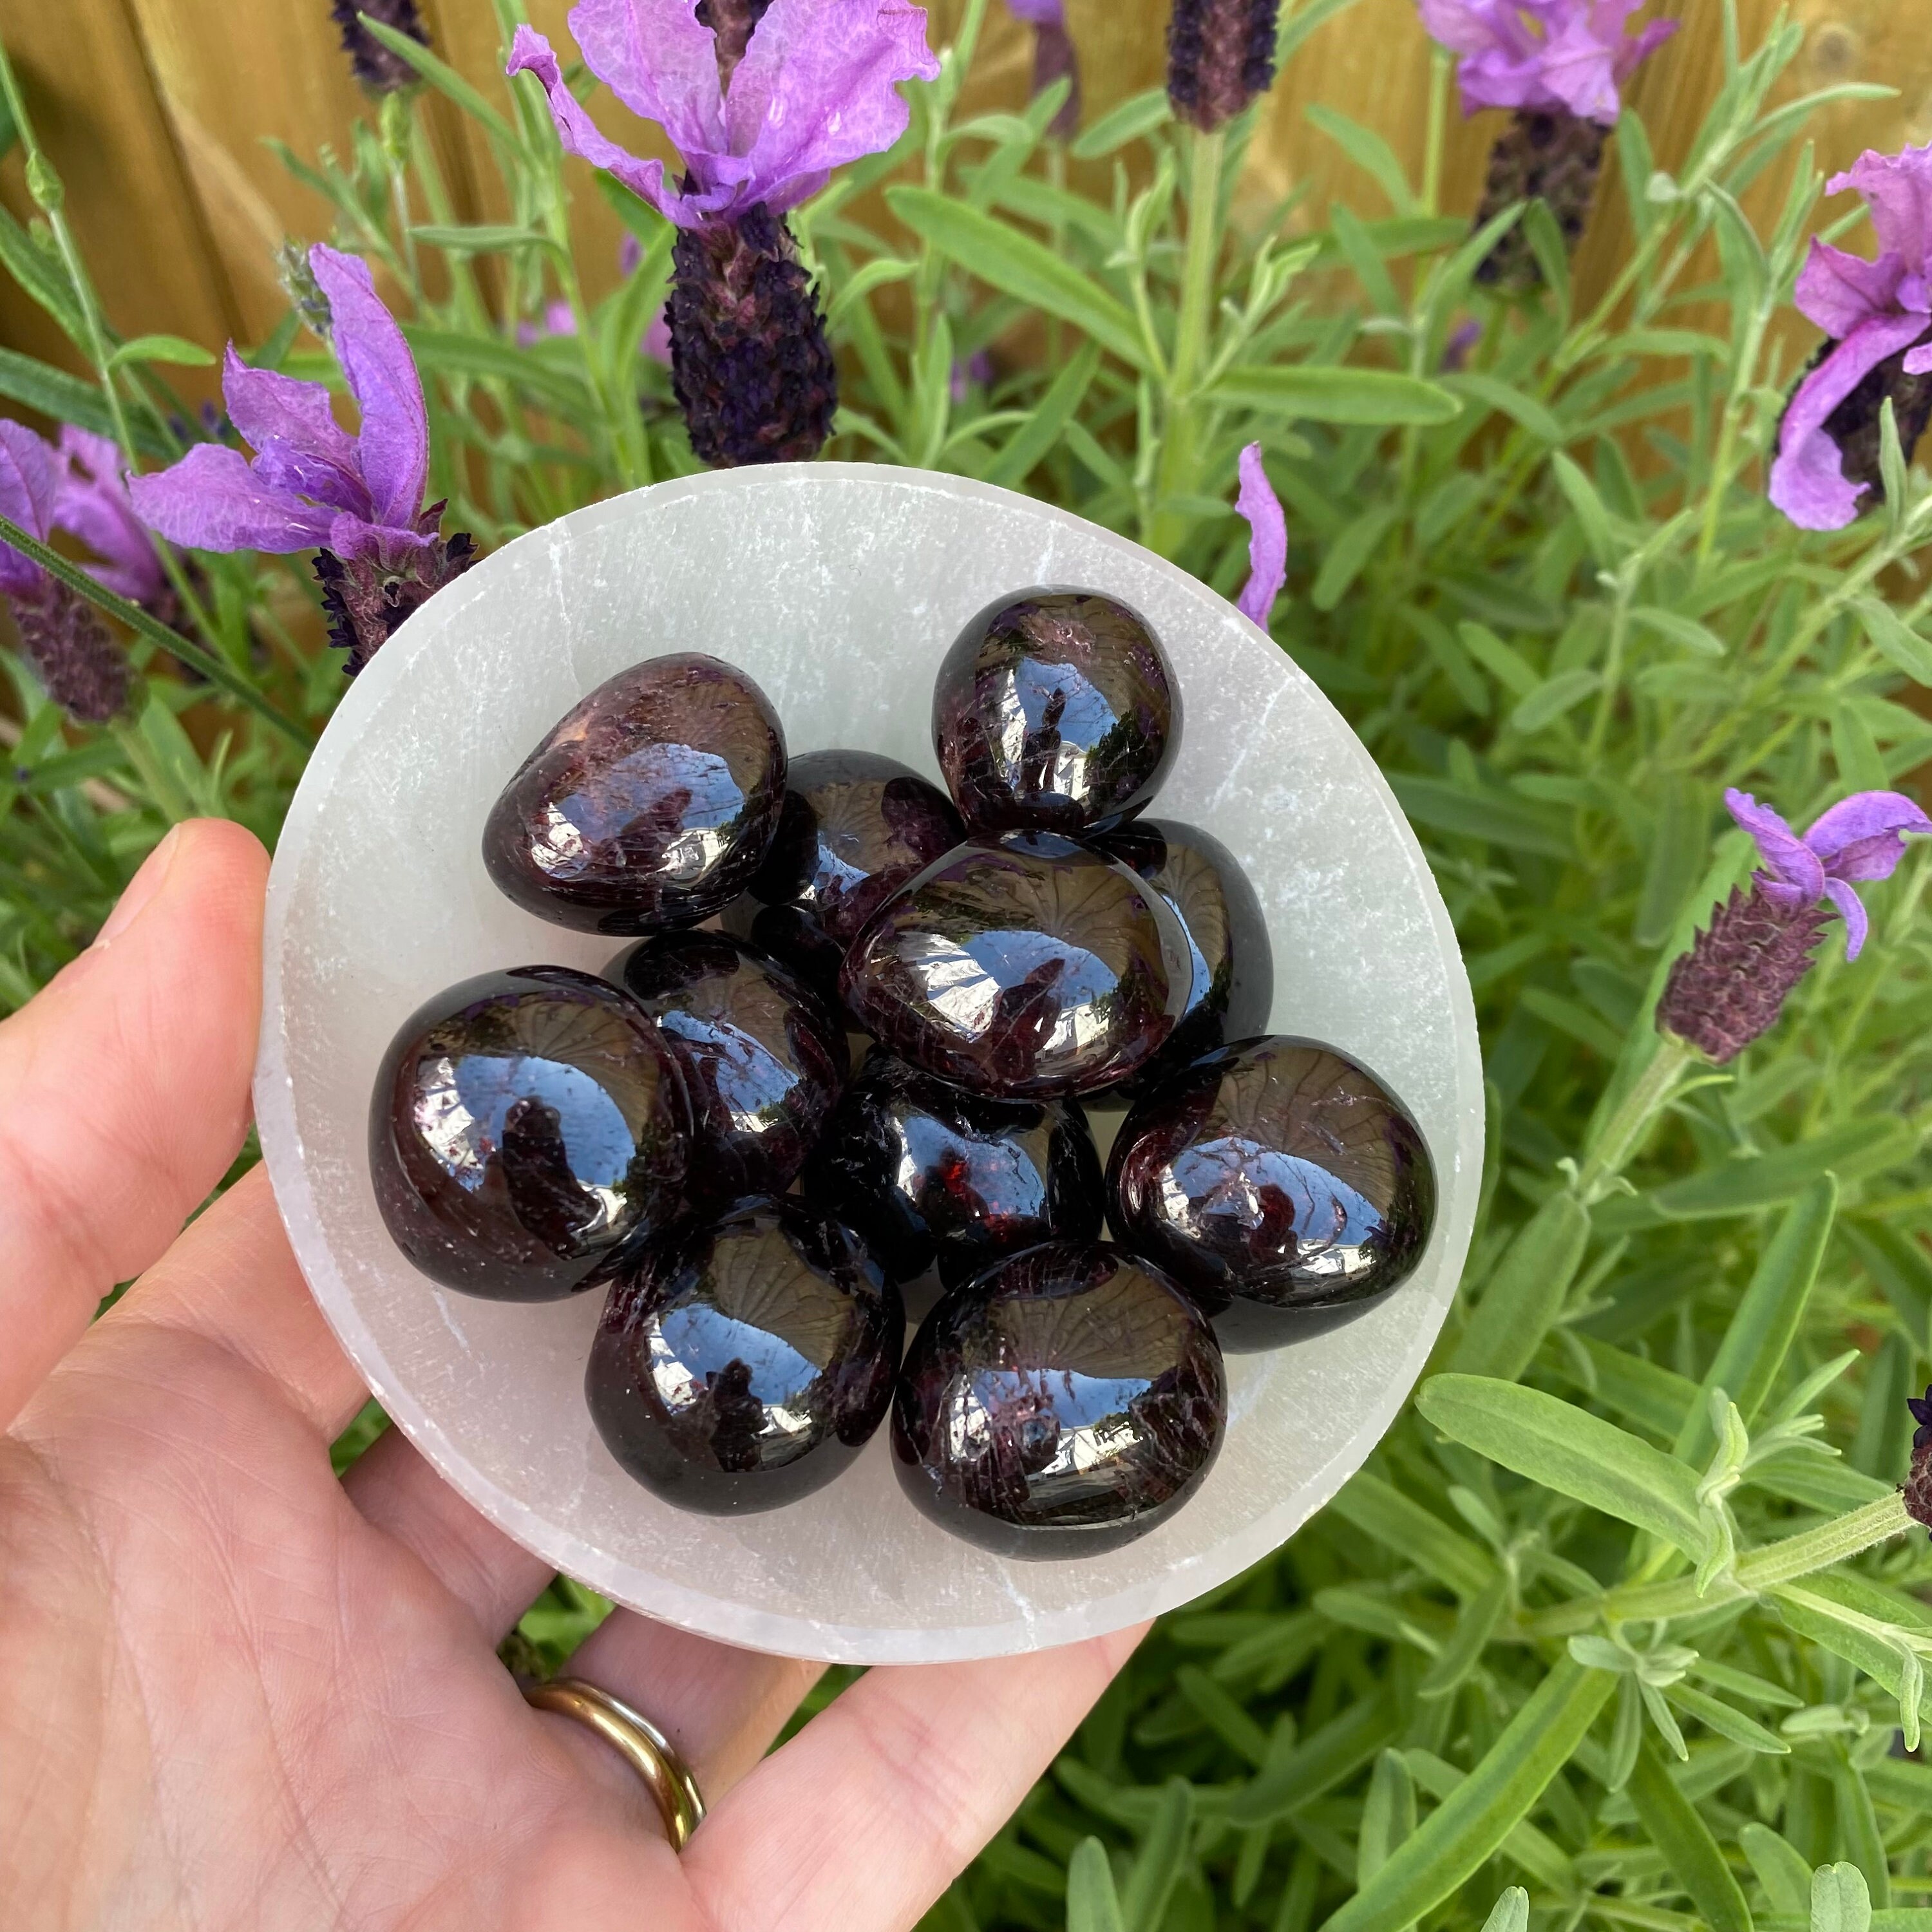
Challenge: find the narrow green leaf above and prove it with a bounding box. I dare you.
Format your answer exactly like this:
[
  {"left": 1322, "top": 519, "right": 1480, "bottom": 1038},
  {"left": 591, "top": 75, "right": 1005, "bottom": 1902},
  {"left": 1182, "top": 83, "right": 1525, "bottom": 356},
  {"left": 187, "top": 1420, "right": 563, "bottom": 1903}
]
[
  {"left": 1452, "top": 1190, "right": 1593, "bottom": 1382},
  {"left": 1740, "top": 1823, "right": 1815, "bottom": 1916},
  {"left": 1662, "top": 1682, "right": 1790, "bottom": 1754},
  {"left": 1387, "top": 773, "right": 1573, "bottom": 859},
  {"left": 1418, "top": 1574, "right": 1508, "bottom": 1701},
  {"left": 372, "top": 13, "right": 526, "bottom": 151},
  {"left": 1510, "top": 667, "right": 1600, "bottom": 734},
  {"left": 1358, "top": 1751, "right": 1417, "bottom": 1886},
  {"left": 1814, "top": 1864, "right": 1874, "bottom": 1932},
  {"left": 1404, "top": 1757, "right": 1571, "bottom": 1891},
  {"left": 1227, "top": 1695, "right": 1396, "bottom": 1826},
  {"left": 886, "top": 187, "right": 1146, "bottom": 369},
  {"left": 403, "top": 325, "right": 591, "bottom": 412},
  {"left": 983, "top": 342, "right": 1101, "bottom": 488},
  {"left": 826, "top": 256, "right": 917, "bottom": 328},
  {"left": 1328, "top": 1471, "right": 1496, "bottom": 1598},
  {"left": 412, "top": 223, "right": 557, "bottom": 256},
  {"left": 1829, "top": 1759, "right": 1890, "bottom": 1909},
  {"left": 1320, "top": 1660, "right": 1615, "bottom": 1932},
  {"left": 1636, "top": 777, "right": 1703, "bottom": 947},
  {"left": 1634, "top": 605, "right": 1727, "bottom": 657},
  {"left": 1550, "top": 450, "right": 1618, "bottom": 565},
  {"left": 1121, "top": 1778, "right": 1194, "bottom": 1932},
  {"left": 1067, "top": 1838, "right": 1128, "bottom": 1932},
  {"left": 1444, "top": 371, "right": 1566, "bottom": 445},
  {"left": 1177, "top": 1666, "right": 1272, "bottom": 1770},
  {"left": 1480, "top": 1890, "right": 1531, "bottom": 1932},
  {"left": 1620, "top": 1121, "right": 1917, "bottom": 1223},
  {"left": 1842, "top": 1218, "right": 1932, "bottom": 1341},
  {"left": 1456, "top": 621, "right": 1540, "bottom": 697},
  {"left": 1211, "top": 363, "right": 1461, "bottom": 425},
  {"left": 1305, "top": 104, "right": 1416, "bottom": 215},
  {"left": 1857, "top": 598, "right": 1932, "bottom": 683},
  {"left": 1879, "top": 400, "right": 1908, "bottom": 543},
  {"left": 0, "top": 347, "right": 167, "bottom": 454},
  {"left": 1417, "top": 1375, "right": 1707, "bottom": 1557},
  {"left": 1772, "top": 1580, "right": 1932, "bottom": 1731},
  {"left": 1070, "top": 87, "right": 1171, "bottom": 158},
  {"left": 1311, "top": 505, "right": 1396, "bottom": 611},
  {"left": 106, "top": 332, "right": 216, "bottom": 370},
  {"left": 1627, "top": 1738, "right": 1754, "bottom": 1932},
  {"left": 0, "top": 205, "right": 86, "bottom": 344}
]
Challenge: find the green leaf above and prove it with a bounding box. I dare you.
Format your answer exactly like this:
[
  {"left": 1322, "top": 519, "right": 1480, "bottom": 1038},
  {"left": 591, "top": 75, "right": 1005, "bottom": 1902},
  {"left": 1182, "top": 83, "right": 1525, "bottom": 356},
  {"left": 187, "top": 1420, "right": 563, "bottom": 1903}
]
[
  {"left": 1404, "top": 1757, "right": 1572, "bottom": 1891},
  {"left": 1418, "top": 1574, "right": 1508, "bottom": 1701},
  {"left": 1417, "top": 1375, "right": 1708, "bottom": 1557},
  {"left": 1211, "top": 363, "right": 1461, "bottom": 425},
  {"left": 1740, "top": 1824, "right": 1816, "bottom": 1917},
  {"left": 1772, "top": 1579, "right": 1932, "bottom": 1732},
  {"left": 1814, "top": 1864, "right": 1874, "bottom": 1932},
  {"left": 1627, "top": 1738, "right": 1754, "bottom": 1932},
  {"left": 1455, "top": 621, "right": 1540, "bottom": 697},
  {"left": 886, "top": 187, "right": 1146, "bottom": 370},
  {"left": 1121, "top": 1778, "right": 1193, "bottom": 1932},
  {"left": 374, "top": 13, "right": 527, "bottom": 152},
  {"left": 1452, "top": 1189, "right": 1593, "bottom": 1382},
  {"left": 403, "top": 325, "right": 591, "bottom": 413},
  {"left": 1176, "top": 1667, "right": 1272, "bottom": 1770},
  {"left": 1636, "top": 777, "right": 1704, "bottom": 947},
  {"left": 1067, "top": 1839, "right": 1128, "bottom": 1932},
  {"left": 411, "top": 223, "right": 558, "bottom": 256},
  {"left": 1480, "top": 1890, "right": 1531, "bottom": 1932},
  {"left": 1387, "top": 773, "right": 1573, "bottom": 859},
  {"left": 826, "top": 256, "right": 917, "bottom": 329},
  {"left": 983, "top": 342, "right": 1100, "bottom": 489},
  {"left": 0, "top": 347, "right": 167, "bottom": 455},
  {"left": 1328, "top": 1472, "right": 1495, "bottom": 1598},
  {"left": 1321, "top": 1661, "right": 1615, "bottom": 1932},
  {"left": 1856, "top": 598, "right": 1932, "bottom": 683},
  {"left": 1662, "top": 1681, "right": 1790, "bottom": 1754},
  {"left": 1830, "top": 1759, "right": 1890, "bottom": 1909},
  {"left": 1069, "top": 87, "right": 1171, "bottom": 159},
  {"left": 1226, "top": 1694, "right": 1395, "bottom": 1826},
  {"left": 1842, "top": 1218, "right": 1932, "bottom": 1341},
  {"left": 1617, "top": 1120, "right": 1918, "bottom": 1224},
  {"left": 106, "top": 332, "right": 216, "bottom": 370},
  {"left": 1880, "top": 399, "right": 1909, "bottom": 544},
  {"left": 0, "top": 205, "right": 86, "bottom": 345},
  {"left": 1510, "top": 667, "right": 1600, "bottom": 734},
  {"left": 1633, "top": 605, "right": 1727, "bottom": 657},
  {"left": 1358, "top": 1750, "right": 1417, "bottom": 1886},
  {"left": 1304, "top": 104, "right": 1416, "bottom": 216},
  {"left": 1549, "top": 450, "right": 1619, "bottom": 566},
  {"left": 1311, "top": 505, "right": 1396, "bottom": 612},
  {"left": 1443, "top": 371, "right": 1566, "bottom": 445}
]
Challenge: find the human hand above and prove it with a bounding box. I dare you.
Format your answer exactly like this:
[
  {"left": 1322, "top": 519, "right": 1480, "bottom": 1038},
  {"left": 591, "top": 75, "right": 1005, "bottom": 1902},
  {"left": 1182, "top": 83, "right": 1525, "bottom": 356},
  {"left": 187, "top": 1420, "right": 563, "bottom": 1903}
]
[{"left": 0, "top": 820, "right": 1141, "bottom": 1930}]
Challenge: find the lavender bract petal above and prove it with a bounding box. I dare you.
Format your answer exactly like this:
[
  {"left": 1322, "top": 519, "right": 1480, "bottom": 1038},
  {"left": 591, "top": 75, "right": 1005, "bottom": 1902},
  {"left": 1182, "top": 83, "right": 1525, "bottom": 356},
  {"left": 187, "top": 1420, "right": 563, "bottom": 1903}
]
[
  {"left": 1235, "top": 441, "right": 1287, "bottom": 629},
  {"left": 1769, "top": 310, "right": 1932, "bottom": 530},
  {"left": 1794, "top": 240, "right": 1909, "bottom": 339},
  {"left": 1829, "top": 144, "right": 1932, "bottom": 270},
  {"left": 1609, "top": 12, "right": 1676, "bottom": 82},
  {"left": 1534, "top": 14, "right": 1623, "bottom": 123},
  {"left": 1803, "top": 789, "right": 1932, "bottom": 878},
  {"left": 310, "top": 245, "right": 428, "bottom": 531},
  {"left": 55, "top": 428, "right": 166, "bottom": 605},
  {"left": 1823, "top": 876, "right": 1869, "bottom": 960},
  {"left": 1725, "top": 787, "right": 1826, "bottom": 907},
  {"left": 222, "top": 347, "right": 370, "bottom": 519},
  {"left": 128, "top": 442, "right": 337, "bottom": 554},
  {"left": 1005, "top": 0, "right": 1063, "bottom": 19},
  {"left": 722, "top": 0, "right": 938, "bottom": 216},
  {"left": 0, "top": 420, "right": 58, "bottom": 595},
  {"left": 566, "top": 0, "right": 728, "bottom": 165}
]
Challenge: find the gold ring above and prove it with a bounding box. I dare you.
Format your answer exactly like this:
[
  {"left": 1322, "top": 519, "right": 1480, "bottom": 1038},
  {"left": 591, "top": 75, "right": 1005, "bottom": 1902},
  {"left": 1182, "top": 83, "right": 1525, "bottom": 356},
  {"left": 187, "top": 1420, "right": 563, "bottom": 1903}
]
[{"left": 522, "top": 1676, "right": 706, "bottom": 1849}]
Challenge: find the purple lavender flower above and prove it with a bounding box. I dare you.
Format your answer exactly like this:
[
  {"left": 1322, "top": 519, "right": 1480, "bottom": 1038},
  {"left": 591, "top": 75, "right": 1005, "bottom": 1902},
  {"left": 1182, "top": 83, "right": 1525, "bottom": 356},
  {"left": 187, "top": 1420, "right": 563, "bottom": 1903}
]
[
  {"left": 128, "top": 245, "right": 475, "bottom": 676},
  {"left": 0, "top": 423, "right": 131, "bottom": 724},
  {"left": 509, "top": 1, "right": 935, "bottom": 468},
  {"left": 332, "top": 0, "right": 431, "bottom": 94},
  {"left": 516, "top": 300, "right": 580, "bottom": 348},
  {"left": 949, "top": 350, "right": 995, "bottom": 406},
  {"left": 55, "top": 428, "right": 169, "bottom": 612},
  {"left": 1908, "top": 1386, "right": 1932, "bottom": 1535},
  {"left": 1166, "top": 0, "right": 1281, "bottom": 134},
  {"left": 1656, "top": 786, "right": 1931, "bottom": 1063},
  {"left": 1441, "top": 317, "right": 1484, "bottom": 371},
  {"left": 1235, "top": 440, "right": 1286, "bottom": 627},
  {"left": 1007, "top": 0, "right": 1080, "bottom": 139},
  {"left": 1770, "top": 145, "right": 1932, "bottom": 533}
]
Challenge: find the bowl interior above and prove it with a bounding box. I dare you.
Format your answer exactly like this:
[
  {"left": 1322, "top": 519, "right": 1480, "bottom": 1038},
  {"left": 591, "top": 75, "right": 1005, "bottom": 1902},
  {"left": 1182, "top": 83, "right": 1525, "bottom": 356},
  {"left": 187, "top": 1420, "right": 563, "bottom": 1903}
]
[{"left": 256, "top": 464, "right": 1482, "bottom": 1664}]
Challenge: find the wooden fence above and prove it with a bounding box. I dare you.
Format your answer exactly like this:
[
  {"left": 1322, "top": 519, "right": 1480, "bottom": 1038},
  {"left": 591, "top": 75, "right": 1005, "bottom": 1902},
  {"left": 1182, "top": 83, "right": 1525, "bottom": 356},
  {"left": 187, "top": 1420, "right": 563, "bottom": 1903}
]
[{"left": 1, "top": 0, "right": 1925, "bottom": 391}]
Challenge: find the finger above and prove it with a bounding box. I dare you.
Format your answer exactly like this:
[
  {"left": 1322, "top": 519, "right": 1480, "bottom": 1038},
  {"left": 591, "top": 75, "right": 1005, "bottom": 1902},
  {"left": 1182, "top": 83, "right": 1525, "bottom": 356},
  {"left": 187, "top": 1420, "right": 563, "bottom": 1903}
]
[
  {"left": 564, "top": 1609, "right": 824, "bottom": 1797},
  {"left": 685, "top": 1625, "right": 1146, "bottom": 1932},
  {"left": 0, "top": 819, "right": 267, "bottom": 1428},
  {"left": 106, "top": 1166, "right": 366, "bottom": 1439},
  {"left": 343, "top": 1423, "right": 552, "bottom": 1638}
]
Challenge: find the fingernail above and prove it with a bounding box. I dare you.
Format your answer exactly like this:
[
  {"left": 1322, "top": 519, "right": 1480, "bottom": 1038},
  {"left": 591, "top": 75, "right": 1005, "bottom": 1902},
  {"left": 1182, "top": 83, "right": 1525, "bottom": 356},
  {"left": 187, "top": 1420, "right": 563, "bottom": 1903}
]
[{"left": 95, "top": 824, "right": 185, "bottom": 948}]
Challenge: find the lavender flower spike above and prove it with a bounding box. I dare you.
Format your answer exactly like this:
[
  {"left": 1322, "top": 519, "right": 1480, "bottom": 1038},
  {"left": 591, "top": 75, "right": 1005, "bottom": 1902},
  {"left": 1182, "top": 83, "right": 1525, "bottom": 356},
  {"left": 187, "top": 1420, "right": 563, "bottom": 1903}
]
[
  {"left": 1656, "top": 786, "right": 1930, "bottom": 1063},
  {"left": 1235, "top": 442, "right": 1286, "bottom": 627},
  {"left": 1770, "top": 144, "right": 1932, "bottom": 533},
  {"left": 0, "top": 422, "right": 130, "bottom": 724},
  {"left": 508, "top": 2, "right": 936, "bottom": 468},
  {"left": 1908, "top": 1387, "right": 1932, "bottom": 1536},
  {"left": 1167, "top": 0, "right": 1281, "bottom": 134},
  {"left": 1007, "top": 0, "right": 1080, "bottom": 139},
  {"left": 129, "top": 245, "right": 475, "bottom": 674},
  {"left": 333, "top": 0, "right": 431, "bottom": 94}
]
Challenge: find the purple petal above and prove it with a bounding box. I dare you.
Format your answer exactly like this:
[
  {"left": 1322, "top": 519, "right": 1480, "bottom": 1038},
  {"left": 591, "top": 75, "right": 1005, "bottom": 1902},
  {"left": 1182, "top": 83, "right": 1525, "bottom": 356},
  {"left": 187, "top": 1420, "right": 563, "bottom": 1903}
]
[
  {"left": 128, "top": 442, "right": 337, "bottom": 554},
  {"left": 0, "top": 419, "right": 56, "bottom": 598},
  {"left": 1005, "top": 0, "right": 1065, "bottom": 21},
  {"left": 1609, "top": 12, "right": 1675, "bottom": 83},
  {"left": 1823, "top": 876, "right": 1869, "bottom": 960},
  {"left": 55, "top": 428, "right": 165, "bottom": 604},
  {"left": 1235, "top": 441, "right": 1287, "bottom": 629},
  {"left": 310, "top": 246, "right": 428, "bottom": 532},
  {"left": 1803, "top": 789, "right": 1932, "bottom": 882},
  {"left": 328, "top": 510, "right": 437, "bottom": 564},
  {"left": 642, "top": 305, "right": 673, "bottom": 366},
  {"left": 1909, "top": 340, "right": 1932, "bottom": 376},
  {"left": 1535, "top": 14, "right": 1623, "bottom": 124},
  {"left": 1725, "top": 787, "right": 1825, "bottom": 906},
  {"left": 221, "top": 347, "right": 369, "bottom": 519},
  {"left": 1768, "top": 310, "right": 1932, "bottom": 531},
  {"left": 507, "top": 26, "right": 696, "bottom": 227},
  {"left": 1829, "top": 144, "right": 1932, "bottom": 273},
  {"left": 1793, "top": 240, "right": 1909, "bottom": 339},
  {"left": 619, "top": 232, "right": 644, "bottom": 277},
  {"left": 723, "top": 0, "right": 940, "bottom": 215},
  {"left": 565, "top": 0, "right": 726, "bottom": 169},
  {"left": 1416, "top": 0, "right": 1522, "bottom": 59}
]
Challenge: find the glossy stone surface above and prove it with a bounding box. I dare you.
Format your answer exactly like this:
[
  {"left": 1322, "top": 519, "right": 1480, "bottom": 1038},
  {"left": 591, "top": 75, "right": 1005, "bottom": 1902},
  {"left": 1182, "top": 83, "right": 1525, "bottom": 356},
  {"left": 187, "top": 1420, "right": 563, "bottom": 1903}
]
[
  {"left": 841, "top": 832, "right": 1191, "bottom": 1097},
  {"left": 587, "top": 1197, "right": 903, "bottom": 1514},
  {"left": 370, "top": 967, "right": 689, "bottom": 1301},
  {"left": 1108, "top": 1036, "right": 1435, "bottom": 1340},
  {"left": 719, "top": 894, "right": 848, "bottom": 1009},
  {"left": 482, "top": 652, "right": 786, "bottom": 933},
  {"left": 802, "top": 1049, "right": 1104, "bottom": 1291},
  {"left": 892, "top": 1242, "right": 1226, "bottom": 1558},
  {"left": 933, "top": 589, "right": 1180, "bottom": 835},
  {"left": 748, "top": 748, "right": 966, "bottom": 946},
  {"left": 613, "top": 931, "right": 848, "bottom": 1209},
  {"left": 1099, "top": 818, "right": 1273, "bottom": 1094}
]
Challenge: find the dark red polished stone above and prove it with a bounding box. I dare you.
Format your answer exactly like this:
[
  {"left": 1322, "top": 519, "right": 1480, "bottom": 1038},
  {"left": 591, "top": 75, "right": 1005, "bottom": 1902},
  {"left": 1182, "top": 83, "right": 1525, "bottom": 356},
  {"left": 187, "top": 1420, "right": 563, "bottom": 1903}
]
[
  {"left": 370, "top": 966, "right": 689, "bottom": 1302},
  {"left": 612, "top": 931, "right": 848, "bottom": 1209},
  {"left": 719, "top": 894, "right": 848, "bottom": 1010},
  {"left": 482, "top": 653, "right": 786, "bottom": 934},
  {"left": 1107, "top": 1036, "right": 1435, "bottom": 1343},
  {"left": 801, "top": 1048, "right": 1104, "bottom": 1291},
  {"left": 931, "top": 589, "right": 1180, "bottom": 835},
  {"left": 840, "top": 831, "right": 1191, "bottom": 1098},
  {"left": 1098, "top": 818, "right": 1273, "bottom": 1095},
  {"left": 587, "top": 1197, "right": 903, "bottom": 1514},
  {"left": 748, "top": 748, "right": 966, "bottom": 946},
  {"left": 891, "top": 1241, "right": 1226, "bottom": 1558}
]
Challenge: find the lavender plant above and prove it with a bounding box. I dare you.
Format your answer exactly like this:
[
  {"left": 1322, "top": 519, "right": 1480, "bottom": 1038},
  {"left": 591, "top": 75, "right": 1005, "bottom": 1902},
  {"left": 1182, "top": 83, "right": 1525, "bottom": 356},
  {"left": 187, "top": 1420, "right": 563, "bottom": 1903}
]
[{"left": 3, "top": 1, "right": 1932, "bottom": 1927}]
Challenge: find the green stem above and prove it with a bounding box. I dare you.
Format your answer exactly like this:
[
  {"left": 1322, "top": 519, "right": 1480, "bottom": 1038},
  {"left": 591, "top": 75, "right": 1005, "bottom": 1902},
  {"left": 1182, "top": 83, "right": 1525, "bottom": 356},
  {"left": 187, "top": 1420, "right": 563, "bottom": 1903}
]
[
  {"left": 0, "top": 515, "right": 315, "bottom": 750},
  {"left": 1421, "top": 48, "right": 1452, "bottom": 218},
  {"left": 1573, "top": 1036, "right": 1692, "bottom": 1202},
  {"left": 1149, "top": 128, "right": 1226, "bottom": 557}
]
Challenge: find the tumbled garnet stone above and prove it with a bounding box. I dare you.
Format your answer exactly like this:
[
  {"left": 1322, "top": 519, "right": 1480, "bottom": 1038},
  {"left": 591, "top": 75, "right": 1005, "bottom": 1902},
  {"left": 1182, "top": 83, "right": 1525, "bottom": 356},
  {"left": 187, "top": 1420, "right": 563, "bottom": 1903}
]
[
  {"left": 587, "top": 1197, "right": 903, "bottom": 1514},
  {"left": 1108, "top": 1036, "right": 1435, "bottom": 1341},
  {"left": 482, "top": 652, "right": 786, "bottom": 934},
  {"left": 802, "top": 1048, "right": 1104, "bottom": 1291},
  {"left": 370, "top": 966, "right": 689, "bottom": 1302},
  {"left": 892, "top": 1241, "right": 1226, "bottom": 1558},
  {"left": 613, "top": 931, "right": 848, "bottom": 1209},
  {"left": 720, "top": 895, "right": 848, "bottom": 1009},
  {"left": 840, "top": 831, "right": 1191, "bottom": 1097},
  {"left": 1099, "top": 817, "right": 1273, "bottom": 1095},
  {"left": 748, "top": 747, "right": 966, "bottom": 946},
  {"left": 932, "top": 589, "right": 1180, "bottom": 835}
]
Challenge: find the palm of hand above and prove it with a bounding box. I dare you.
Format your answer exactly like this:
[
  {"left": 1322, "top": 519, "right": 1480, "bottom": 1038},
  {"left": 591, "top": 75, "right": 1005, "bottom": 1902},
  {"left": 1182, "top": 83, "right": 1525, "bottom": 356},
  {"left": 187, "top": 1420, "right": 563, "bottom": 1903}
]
[{"left": 0, "top": 822, "right": 1136, "bottom": 1932}]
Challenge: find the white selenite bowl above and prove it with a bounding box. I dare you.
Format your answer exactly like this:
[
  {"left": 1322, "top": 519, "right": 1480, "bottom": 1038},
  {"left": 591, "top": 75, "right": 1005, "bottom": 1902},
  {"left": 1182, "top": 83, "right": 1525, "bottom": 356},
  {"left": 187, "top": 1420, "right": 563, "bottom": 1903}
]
[{"left": 255, "top": 464, "right": 1482, "bottom": 1665}]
